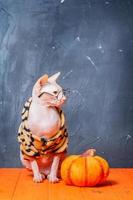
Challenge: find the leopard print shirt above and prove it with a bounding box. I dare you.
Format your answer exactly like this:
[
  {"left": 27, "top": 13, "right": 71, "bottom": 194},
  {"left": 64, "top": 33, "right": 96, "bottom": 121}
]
[{"left": 18, "top": 97, "right": 68, "bottom": 161}]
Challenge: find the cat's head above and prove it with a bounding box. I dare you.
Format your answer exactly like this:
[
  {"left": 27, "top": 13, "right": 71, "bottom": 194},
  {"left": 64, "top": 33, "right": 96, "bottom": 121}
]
[{"left": 32, "top": 72, "right": 67, "bottom": 107}]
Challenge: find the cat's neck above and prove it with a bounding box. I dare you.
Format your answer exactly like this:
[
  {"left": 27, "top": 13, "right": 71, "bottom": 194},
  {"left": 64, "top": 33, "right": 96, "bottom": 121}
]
[
  {"left": 28, "top": 97, "right": 61, "bottom": 138},
  {"left": 32, "top": 96, "right": 50, "bottom": 109}
]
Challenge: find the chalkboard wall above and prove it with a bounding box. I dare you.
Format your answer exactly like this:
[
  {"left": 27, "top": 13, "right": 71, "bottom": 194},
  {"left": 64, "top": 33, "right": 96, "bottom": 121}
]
[{"left": 0, "top": 0, "right": 133, "bottom": 167}]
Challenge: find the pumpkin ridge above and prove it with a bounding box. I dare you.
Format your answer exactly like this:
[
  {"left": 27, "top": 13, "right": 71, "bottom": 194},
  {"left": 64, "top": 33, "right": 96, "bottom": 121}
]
[
  {"left": 95, "top": 157, "right": 104, "bottom": 184},
  {"left": 84, "top": 157, "right": 88, "bottom": 186},
  {"left": 94, "top": 156, "right": 109, "bottom": 184},
  {"left": 67, "top": 157, "right": 80, "bottom": 185}
]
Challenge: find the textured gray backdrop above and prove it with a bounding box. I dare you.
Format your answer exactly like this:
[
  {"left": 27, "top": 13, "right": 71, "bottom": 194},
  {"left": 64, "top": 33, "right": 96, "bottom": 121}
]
[{"left": 0, "top": 0, "right": 133, "bottom": 167}]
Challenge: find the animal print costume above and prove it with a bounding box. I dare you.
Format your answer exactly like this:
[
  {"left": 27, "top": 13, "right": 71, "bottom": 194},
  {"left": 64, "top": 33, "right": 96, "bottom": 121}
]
[{"left": 18, "top": 97, "right": 68, "bottom": 161}]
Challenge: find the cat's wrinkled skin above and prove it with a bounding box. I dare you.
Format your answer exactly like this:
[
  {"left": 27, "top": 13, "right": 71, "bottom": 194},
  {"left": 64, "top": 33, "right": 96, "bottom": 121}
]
[{"left": 20, "top": 72, "right": 67, "bottom": 183}]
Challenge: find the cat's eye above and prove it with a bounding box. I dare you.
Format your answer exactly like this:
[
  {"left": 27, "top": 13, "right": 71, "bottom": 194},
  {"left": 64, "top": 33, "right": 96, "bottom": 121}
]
[{"left": 53, "top": 91, "right": 58, "bottom": 95}]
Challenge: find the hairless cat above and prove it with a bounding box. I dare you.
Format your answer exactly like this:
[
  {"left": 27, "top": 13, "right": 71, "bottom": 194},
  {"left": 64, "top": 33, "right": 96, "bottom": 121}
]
[{"left": 18, "top": 72, "right": 68, "bottom": 183}]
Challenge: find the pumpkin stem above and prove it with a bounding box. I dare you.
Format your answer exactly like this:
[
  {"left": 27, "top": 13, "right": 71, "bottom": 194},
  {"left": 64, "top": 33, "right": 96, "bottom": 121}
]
[{"left": 82, "top": 148, "right": 96, "bottom": 157}]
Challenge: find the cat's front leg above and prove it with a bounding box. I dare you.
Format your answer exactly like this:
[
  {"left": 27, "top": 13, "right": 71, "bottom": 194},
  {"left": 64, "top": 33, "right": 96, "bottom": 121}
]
[
  {"left": 47, "top": 155, "right": 60, "bottom": 183},
  {"left": 31, "top": 160, "right": 45, "bottom": 183}
]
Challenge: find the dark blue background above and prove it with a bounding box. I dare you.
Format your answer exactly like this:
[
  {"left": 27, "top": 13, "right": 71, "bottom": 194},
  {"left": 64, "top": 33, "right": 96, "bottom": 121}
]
[{"left": 0, "top": 0, "right": 133, "bottom": 167}]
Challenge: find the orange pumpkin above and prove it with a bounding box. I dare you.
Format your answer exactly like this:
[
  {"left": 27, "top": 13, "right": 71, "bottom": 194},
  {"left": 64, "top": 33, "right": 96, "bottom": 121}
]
[{"left": 61, "top": 149, "right": 109, "bottom": 187}]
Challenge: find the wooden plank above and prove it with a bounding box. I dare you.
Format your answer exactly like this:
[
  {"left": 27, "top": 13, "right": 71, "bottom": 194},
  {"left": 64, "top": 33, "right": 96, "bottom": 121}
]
[
  {"left": 0, "top": 168, "right": 21, "bottom": 200},
  {"left": 48, "top": 180, "right": 84, "bottom": 200},
  {"left": 0, "top": 168, "right": 133, "bottom": 200},
  {"left": 12, "top": 169, "right": 49, "bottom": 200},
  {"left": 110, "top": 168, "right": 133, "bottom": 200},
  {"left": 12, "top": 169, "right": 83, "bottom": 200}
]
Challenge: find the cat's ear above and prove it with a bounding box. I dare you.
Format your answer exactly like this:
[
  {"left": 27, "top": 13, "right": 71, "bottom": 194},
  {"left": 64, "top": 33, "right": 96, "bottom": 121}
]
[
  {"left": 48, "top": 72, "right": 60, "bottom": 83},
  {"left": 39, "top": 74, "right": 49, "bottom": 86},
  {"left": 32, "top": 74, "right": 48, "bottom": 97}
]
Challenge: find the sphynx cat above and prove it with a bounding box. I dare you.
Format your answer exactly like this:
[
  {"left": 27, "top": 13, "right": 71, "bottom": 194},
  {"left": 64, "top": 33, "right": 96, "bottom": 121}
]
[{"left": 20, "top": 72, "right": 67, "bottom": 183}]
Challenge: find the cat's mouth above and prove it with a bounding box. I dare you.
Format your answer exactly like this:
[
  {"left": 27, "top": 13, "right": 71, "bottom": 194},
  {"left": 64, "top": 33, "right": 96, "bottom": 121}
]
[
  {"left": 48, "top": 97, "right": 66, "bottom": 107},
  {"left": 37, "top": 94, "right": 66, "bottom": 107}
]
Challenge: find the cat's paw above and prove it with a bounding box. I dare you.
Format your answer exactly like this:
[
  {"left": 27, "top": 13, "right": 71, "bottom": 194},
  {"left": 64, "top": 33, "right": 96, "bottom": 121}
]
[
  {"left": 47, "top": 174, "right": 59, "bottom": 183},
  {"left": 33, "top": 173, "right": 45, "bottom": 183}
]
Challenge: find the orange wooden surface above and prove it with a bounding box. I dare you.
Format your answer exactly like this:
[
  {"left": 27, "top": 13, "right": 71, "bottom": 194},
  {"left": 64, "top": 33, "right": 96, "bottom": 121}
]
[{"left": 0, "top": 168, "right": 132, "bottom": 200}]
